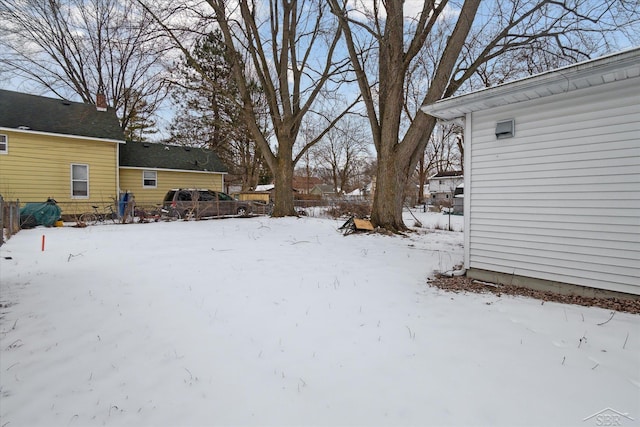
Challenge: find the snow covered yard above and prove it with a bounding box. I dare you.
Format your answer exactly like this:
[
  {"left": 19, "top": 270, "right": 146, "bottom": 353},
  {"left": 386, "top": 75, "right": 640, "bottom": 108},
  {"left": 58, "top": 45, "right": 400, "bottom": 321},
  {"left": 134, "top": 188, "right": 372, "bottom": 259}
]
[{"left": 0, "top": 212, "right": 638, "bottom": 427}]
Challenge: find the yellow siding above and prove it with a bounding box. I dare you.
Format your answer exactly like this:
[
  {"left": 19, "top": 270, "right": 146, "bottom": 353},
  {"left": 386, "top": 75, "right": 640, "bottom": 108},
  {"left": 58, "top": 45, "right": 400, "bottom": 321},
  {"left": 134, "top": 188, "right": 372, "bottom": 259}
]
[
  {"left": 119, "top": 168, "right": 224, "bottom": 206},
  {"left": 237, "top": 192, "right": 270, "bottom": 203},
  {"left": 0, "top": 130, "right": 119, "bottom": 212}
]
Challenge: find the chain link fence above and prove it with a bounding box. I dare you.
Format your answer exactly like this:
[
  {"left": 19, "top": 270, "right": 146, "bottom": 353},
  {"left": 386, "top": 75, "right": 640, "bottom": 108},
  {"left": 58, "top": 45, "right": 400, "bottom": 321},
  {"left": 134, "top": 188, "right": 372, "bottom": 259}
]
[
  {"left": 51, "top": 200, "right": 119, "bottom": 223},
  {"left": 295, "top": 198, "right": 371, "bottom": 218},
  {"left": 0, "top": 197, "right": 371, "bottom": 239}
]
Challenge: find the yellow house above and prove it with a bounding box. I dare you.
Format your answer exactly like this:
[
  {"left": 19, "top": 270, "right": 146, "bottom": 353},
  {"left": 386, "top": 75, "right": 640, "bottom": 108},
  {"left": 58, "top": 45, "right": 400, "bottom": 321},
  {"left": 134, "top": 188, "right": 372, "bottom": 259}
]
[
  {"left": 1, "top": 89, "right": 229, "bottom": 219},
  {"left": 0, "top": 89, "right": 124, "bottom": 218},
  {"left": 118, "top": 141, "right": 227, "bottom": 208}
]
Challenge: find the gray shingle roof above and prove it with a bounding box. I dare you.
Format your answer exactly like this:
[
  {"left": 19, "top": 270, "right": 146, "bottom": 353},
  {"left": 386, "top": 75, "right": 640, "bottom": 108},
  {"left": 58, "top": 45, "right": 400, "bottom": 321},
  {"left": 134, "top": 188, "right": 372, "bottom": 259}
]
[
  {"left": 119, "top": 141, "right": 228, "bottom": 173},
  {"left": 432, "top": 170, "right": 463, "bottom": 178},
  {"left": 0, "top": 89, "right": 124, "bottom": 141}
]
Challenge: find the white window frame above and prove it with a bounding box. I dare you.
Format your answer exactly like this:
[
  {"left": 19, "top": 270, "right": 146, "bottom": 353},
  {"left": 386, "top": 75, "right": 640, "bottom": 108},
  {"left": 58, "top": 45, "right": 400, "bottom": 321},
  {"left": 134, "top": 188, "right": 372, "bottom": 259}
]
[
  {"left": 142, "top": 170, "right": 157, "bottom": 188},
  {"left": 71, "top": 163, "right": 89, "bottom": 198},
  {"left": 0, "top": 134, "right": 7, "bottom": 154}
]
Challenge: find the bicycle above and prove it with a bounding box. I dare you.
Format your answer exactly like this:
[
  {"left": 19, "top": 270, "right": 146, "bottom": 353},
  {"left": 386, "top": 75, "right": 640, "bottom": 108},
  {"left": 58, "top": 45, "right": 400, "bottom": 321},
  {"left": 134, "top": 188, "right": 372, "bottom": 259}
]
[{"left": 80, "top": 204, "right": 118, "bottom": 226}]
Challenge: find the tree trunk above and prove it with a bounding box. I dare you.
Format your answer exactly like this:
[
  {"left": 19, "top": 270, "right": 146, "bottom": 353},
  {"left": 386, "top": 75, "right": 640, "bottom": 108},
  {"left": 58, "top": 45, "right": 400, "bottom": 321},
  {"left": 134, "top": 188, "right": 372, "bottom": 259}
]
[
  {"left": 328, "top": 0, "right": 480, "bottom": 232},
  {"left": 271, "top": 147, "right": 296, "bottom": 217},
  {"left": 373, "top": 114, "right": 438, "bottom": 231},
  {"left": 371, "top": 149, "right": 409, "bottom": 232}
]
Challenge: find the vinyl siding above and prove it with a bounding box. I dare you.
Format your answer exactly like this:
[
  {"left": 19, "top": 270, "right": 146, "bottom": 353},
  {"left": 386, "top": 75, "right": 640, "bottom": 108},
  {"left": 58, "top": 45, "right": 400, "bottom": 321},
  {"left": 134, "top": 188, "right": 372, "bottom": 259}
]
[
  {"left": 0, "top": 130, "right": 119, "bottom": 205},
  {"left": 429, "top": 177, "right": 463, "bottom": 193},
  {"left": 468, "top": 78, "right": 640, "bottom": 295},
  {"left": 119, "top": 168, "right": 224, "bottom": 206}
]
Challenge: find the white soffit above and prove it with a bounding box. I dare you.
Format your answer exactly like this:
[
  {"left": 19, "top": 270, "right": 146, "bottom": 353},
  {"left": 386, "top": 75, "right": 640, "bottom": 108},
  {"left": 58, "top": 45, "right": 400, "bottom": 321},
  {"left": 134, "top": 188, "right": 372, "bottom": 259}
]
[{"left": 421, "top": 47, "right": 640, "bottom": 120}]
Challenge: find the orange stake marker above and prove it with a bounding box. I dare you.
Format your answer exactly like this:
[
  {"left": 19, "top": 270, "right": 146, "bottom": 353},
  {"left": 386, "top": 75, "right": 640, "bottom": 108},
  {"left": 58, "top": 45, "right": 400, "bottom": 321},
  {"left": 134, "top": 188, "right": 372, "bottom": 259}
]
[{"left": 41, "top": 235, "right": 45, "bottom": 251}]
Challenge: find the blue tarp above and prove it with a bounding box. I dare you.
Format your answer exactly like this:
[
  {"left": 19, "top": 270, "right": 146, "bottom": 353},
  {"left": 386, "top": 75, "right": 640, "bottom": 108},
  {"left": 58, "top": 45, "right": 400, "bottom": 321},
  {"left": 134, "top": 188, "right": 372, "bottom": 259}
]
[{"left": 20, "top": 199, "right": 61, "bottom": 228}]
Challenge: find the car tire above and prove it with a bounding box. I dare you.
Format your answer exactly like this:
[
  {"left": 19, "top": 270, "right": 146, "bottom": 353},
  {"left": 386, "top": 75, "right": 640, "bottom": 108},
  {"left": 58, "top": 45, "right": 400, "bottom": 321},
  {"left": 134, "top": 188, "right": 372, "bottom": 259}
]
[{"left": 237, "top": 207, "right": 248, "bottom": 217}]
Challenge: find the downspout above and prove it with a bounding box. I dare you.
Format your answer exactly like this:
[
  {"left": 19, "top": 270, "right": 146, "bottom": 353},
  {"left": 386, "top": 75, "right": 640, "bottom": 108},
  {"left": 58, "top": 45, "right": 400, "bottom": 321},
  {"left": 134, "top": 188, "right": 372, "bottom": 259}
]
[
  {"left": 463, "top": 112, "right": 471, "bottom": 270},
  {"left": 116, "top": 142, "right": 121, "bottom": 199}
]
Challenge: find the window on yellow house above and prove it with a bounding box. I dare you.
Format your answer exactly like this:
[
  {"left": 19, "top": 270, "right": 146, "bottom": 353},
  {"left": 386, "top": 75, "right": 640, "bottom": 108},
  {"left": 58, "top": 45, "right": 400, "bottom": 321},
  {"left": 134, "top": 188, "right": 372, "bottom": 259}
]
[
  {"left": 71, "top": 164, "right": 89, "bottom": 198},
  {"left": 0, "top": 134, "right": 7, "bottom": 154},
  {"left": 143, "top": 170, "right": 157, "bottom": 188}
]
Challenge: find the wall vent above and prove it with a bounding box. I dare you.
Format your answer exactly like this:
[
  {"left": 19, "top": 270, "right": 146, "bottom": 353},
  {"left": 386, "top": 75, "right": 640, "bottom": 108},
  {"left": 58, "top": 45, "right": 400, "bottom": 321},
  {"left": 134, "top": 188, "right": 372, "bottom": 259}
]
[{"left": 496, "top": 119, "right": 515, "bottom": 139}]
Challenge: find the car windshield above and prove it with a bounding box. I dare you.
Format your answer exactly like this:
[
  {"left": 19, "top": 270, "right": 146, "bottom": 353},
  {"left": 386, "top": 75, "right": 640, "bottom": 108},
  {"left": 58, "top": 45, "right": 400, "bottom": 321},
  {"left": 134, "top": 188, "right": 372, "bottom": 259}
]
[
  {"left": 217, "top": 192, "right": 233, "bottom": 201},
  {"left": 177, "top": 191, "right": 192, "bottom": 201}
]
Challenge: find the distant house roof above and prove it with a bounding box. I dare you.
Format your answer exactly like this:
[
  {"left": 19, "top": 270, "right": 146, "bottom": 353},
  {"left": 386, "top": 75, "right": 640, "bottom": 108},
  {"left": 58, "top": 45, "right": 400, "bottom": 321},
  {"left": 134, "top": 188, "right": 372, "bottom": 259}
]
[
  {"left": 421, "top": 47, "right": 640, "bottom": 121},
  {"left": 292, "top": 176, "right": 323, "bottom": 190},
  {"left": 254, "top": 184, "right": 275, "bottom": 192},
  {"left": 119, "top": 141, "right": 228, "bottom": 173},
  {"left": 310, "top": 184, "right": 336, "bottom": 194},
  {"left": 430, "top": 170, "right": 463, "bottom": 178},
  {"left": 0, "top": 89, "right": 124, "bottom": 142}
]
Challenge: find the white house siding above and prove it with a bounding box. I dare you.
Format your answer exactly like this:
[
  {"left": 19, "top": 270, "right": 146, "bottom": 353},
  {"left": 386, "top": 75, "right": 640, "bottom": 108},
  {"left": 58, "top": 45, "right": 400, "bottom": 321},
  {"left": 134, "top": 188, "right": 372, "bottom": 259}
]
[
  {"left": 429, "top": 176, "right": 463, "bottom": 193},
  {"left": 467, "top": 77, "right": 640, "bottom": 295}
]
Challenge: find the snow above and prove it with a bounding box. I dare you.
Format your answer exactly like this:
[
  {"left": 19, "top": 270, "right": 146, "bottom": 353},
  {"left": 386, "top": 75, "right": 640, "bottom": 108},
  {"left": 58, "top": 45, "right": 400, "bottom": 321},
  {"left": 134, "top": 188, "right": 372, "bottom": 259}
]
[
  {"left": 1, "top": 211, "right": 638, "bottom": 427},
  {"left": 253, "top": 184, "right": 274, "bottom": 192}
]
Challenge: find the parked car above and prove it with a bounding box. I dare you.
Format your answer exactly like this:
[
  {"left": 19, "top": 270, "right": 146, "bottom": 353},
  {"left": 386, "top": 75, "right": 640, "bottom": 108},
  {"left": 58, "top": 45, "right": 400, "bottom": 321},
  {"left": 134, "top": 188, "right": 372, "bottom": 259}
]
[{"left": 163, "top": 189, "right": 252, "bottom": 218}]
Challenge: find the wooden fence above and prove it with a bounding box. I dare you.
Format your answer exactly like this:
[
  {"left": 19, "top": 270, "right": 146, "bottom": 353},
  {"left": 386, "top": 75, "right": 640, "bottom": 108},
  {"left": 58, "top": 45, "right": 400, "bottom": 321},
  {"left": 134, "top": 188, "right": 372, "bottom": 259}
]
[{"left": 0, "top": 196, "right": 21, "bottom": 246}]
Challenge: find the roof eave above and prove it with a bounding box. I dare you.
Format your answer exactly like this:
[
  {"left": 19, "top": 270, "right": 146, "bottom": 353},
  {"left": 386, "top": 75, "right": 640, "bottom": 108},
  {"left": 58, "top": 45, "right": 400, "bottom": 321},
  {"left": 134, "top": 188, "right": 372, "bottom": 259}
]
[
  {"left": 119, "top": 166, "right": 227, "bottom": 174},
  {"left": 421, "top": 47, "right": 640, "bottom": 121},
  {"left": 0, "top": 126, "right": 126, "bottom": 144}
]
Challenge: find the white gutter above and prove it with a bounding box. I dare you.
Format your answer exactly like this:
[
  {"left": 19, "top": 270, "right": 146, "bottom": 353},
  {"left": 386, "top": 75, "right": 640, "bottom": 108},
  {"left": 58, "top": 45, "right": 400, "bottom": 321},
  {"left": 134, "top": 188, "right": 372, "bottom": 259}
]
[
  {"left": 119, "top": 166, "right": 228, "bottom": 175},
  {"left": 0, "top": 126, "right": 126, "bottom": 144}
]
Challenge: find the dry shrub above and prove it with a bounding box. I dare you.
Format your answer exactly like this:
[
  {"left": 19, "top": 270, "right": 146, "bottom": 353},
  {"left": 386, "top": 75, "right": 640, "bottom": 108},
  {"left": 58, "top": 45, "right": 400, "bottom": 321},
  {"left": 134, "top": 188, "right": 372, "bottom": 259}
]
[{"left": 326, "top": 200, "right": 371, "bottom": 219}]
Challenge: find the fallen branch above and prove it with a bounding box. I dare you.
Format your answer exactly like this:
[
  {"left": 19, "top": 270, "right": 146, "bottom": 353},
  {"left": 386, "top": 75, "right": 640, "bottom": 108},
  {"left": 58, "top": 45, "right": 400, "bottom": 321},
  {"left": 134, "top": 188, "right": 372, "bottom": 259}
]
[
  {"left": 406, "top": 325, "right": 415, "bottom": 340},
  {"left": 472, "top": 280, "right": 500, "bottom": 288},
  {"left": 67, "top": 253, "right": 84, "bottom": 262},
  {"left": 596, "top": 312, "right": 615, "bottom": 326},
  {"left": 403, "top": 204, "right": 422, "bottom": 228}
]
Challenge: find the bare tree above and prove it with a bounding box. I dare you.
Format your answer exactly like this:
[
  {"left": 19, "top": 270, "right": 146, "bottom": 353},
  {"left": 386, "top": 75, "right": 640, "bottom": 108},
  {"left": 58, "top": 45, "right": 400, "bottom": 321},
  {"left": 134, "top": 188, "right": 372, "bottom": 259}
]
[
  {"left": 328, "top": 0, "right": 640, "bottom": 231},
  {"left": 413, "top": 122, "right": 462, "bottom": 204},
  {"left": 312, "top": 117, "right": 371, "bottom": 194},
  {"left": 0, "top": 0, "right": 170, "bottom": 134},
  {"left": 210, "top": 0, "right": 363, "bottom": 216},
  {"left": 140, "top": 0, "right": 358, "bottom": 216}
]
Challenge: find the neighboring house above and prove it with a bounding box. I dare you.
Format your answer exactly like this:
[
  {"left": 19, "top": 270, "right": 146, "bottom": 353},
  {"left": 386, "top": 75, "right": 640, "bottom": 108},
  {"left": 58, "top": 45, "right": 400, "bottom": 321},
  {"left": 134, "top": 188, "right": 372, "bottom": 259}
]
[
  {"left": 248, "top": 184, "right": 306, "bottom": 203},
  {"left": 345, "top": 183, "right": 372, "bottom": 200},
  {"left": 428, "top": 170, "right": 463, "bottom": 207},
  {"left": 225, "top": 183, "right": 243, "bottom": 195},
  {"left": 292, "top": 175, "right": 324, "bottom": 194},
  {"left": 0, "top": 89, "right": 230, "bottom": 216},
  {"left": 119, "top": 141, "right": 227, "bottom": 206},
  {"left": 309, "top": 184, "right": 337, "bottom": 198},
  {"left": 0, "top": 89, "right": 124, "bottom": 217},
  {"left": 453, "top": 183, "right": 464, "bottom": 215},
  {"left": 422, "top": 47, "right": 640, "bottom": 297}
]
